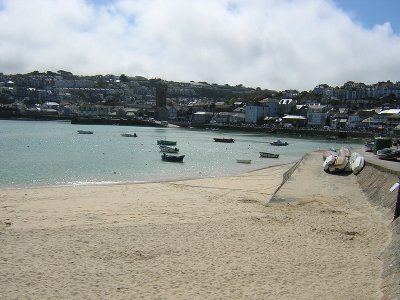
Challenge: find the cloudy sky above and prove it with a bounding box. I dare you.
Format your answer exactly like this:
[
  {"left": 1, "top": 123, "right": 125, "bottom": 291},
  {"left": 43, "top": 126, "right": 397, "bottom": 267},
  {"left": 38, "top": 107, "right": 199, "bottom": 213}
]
[{"left": 0, "top": 0, "right": 399, "bottom": 91}]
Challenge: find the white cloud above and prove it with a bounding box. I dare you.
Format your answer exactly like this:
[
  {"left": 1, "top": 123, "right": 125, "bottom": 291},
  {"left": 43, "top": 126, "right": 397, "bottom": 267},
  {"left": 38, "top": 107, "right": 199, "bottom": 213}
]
[{"left": 0, "top": 0, "right": 399, "bottom": 91}]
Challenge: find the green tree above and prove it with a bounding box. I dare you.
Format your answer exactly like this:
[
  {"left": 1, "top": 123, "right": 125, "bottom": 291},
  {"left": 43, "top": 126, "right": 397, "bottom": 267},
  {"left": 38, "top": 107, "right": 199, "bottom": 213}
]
[
  {"left": 119, "top": 74, "right": 130, "bottom": 82},
  {"left": 0, "top": 93, "right": 13, "bottom": 104}
]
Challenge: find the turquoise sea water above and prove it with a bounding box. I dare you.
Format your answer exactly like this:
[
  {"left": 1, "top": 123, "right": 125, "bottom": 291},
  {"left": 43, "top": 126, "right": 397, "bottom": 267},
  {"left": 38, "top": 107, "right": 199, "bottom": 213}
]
[{"left": 0, "top": 120, "right": 363, "bottom": 188}]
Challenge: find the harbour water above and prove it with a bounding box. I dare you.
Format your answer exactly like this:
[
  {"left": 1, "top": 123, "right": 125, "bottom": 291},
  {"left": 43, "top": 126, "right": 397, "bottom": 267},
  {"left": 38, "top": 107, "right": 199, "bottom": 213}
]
[{"left": 0, "top": 120, "right": 363, "bottom": 188}]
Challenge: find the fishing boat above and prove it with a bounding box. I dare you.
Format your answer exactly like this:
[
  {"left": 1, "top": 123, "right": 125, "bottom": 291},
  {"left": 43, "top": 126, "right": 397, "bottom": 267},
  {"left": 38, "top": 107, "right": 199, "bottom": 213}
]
[
  {"left": 121, "top": 133, "right": 137, "bottom": 137},
  {"left": 259, "top": 152, "right": 279, "bottom": 158},
  {"left": 159, "top": 145, "right": 179, "bottom": 153},
  {"left": 157, "top": 139, "right": 177, "bottom": 146},
  {"left": 77, "top": 130, "right": 93, "bottom": 134},
  {"left": 213, "top": 138, "right": 234, "bottom": 143},
  {"left": 161, "top": 153, "right": 185, "bottom": 162},
  {"left": 270, "top": 139, "right": 288, "bottom": 146},
  {"left": 236, "top": 159, "right": 251, "bottom": 164}
]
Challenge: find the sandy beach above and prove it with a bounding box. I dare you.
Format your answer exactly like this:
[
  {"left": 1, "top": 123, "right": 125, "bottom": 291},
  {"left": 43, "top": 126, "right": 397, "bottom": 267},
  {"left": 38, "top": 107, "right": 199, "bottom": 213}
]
[{"left": 0, "top": 152, "right": 390, "bottom": 299}]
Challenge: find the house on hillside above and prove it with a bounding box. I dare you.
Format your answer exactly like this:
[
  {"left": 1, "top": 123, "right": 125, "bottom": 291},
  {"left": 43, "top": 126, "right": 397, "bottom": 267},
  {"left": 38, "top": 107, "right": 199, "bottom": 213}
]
[
  {"left": 77, "top": 104, "right": 109, "bottom": 118},
  {"left": 245, "top": 98, "right": 279, "bottom": 124},
  {"left": 307, "top": 104, "right": 330, "bottom": 128},
  {"left": 380, "top": 109, "right": 400, "bottom": 130},
  {"left": 279, "top": 99, "right": 296, "bottom": 115},
  {"left": 124, "top": 107, "right": 143, "bottom": 119},
  {"left": 192, "top": 111, "right": 213, "bottom": 125},
  {"left": 281, "top": 115, "right": 307, "bottom": 128},
  {"left": 214, "top": 101, "right": 231, "bottom": 112}
]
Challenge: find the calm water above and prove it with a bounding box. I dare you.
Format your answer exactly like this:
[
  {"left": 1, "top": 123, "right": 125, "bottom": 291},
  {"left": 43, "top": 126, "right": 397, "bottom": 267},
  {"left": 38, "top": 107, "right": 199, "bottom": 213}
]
[{"left": 0, "top": 120, "right": 363, "bottom": 188}]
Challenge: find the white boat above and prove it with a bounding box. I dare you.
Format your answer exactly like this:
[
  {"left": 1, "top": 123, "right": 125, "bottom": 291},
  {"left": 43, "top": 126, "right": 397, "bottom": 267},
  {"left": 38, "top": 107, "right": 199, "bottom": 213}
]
[
  {"left": 159, "top": 145, "right": 179, "bottom": 153},
  {"left": 236, "top": 159, "right": 251, "bottom": 164},
  {"left": 349, "top": 152, "right": 365, "bottom": 174},
  {"left": 323, "top": 154, "right": 336, "bottom": 171}
]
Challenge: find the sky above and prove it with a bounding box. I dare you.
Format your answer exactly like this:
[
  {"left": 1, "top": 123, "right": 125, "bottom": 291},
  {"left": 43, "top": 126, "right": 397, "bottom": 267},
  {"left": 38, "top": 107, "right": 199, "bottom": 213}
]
[{"left": 0, "top": 0, "right": 399, "bottom": 91}]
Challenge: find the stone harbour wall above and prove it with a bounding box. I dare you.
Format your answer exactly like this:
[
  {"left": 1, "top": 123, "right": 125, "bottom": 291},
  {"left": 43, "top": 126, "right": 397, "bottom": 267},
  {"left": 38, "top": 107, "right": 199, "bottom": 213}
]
[{"left": 356, "top": 162, "right": 400, "bottom": 300}]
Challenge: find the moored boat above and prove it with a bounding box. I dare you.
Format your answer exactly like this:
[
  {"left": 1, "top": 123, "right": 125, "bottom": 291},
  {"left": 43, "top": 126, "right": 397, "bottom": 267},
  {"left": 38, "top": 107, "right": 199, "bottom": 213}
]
[
  {"left": 270, "top": 139, "right": 288, "bottom": 146},
  {"left": 236, "top": 159, "right": 251, "bottom": 164},
  {"left": 259, "top": 152, "right": 279, "bottom": 158},
  {"left": 121, "top": 133, "right": 137, "bottom": 137},
  {"left": 159, "top": 145, "right": 179, "bottom": 153},
  {"left": 157, "top": 139, "right": 177, "bottom": 146},
  {"left": 213, "top": 138, "right": 234, "bottom": 143},
  {"left": 161, "top": 153, "right": 185, "bottom": 162},
  {"left": 77, "top": 130, "right": 93, "bottom": 134}
]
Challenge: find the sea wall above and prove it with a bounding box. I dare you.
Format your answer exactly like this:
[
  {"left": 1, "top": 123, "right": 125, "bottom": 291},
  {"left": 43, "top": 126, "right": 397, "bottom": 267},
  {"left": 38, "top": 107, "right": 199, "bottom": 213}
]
[
  {"left": 356, "top": 162, "right": 400, "bottom": 300},
  {"left": 272, "top": 155, "right": 400, "bottom": 299}
]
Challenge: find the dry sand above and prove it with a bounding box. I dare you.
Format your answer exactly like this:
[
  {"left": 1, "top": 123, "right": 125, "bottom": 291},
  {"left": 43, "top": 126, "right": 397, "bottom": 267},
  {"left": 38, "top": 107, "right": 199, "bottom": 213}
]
[{"left": 0, "top": 152, "right": 390, "bottom": 299}]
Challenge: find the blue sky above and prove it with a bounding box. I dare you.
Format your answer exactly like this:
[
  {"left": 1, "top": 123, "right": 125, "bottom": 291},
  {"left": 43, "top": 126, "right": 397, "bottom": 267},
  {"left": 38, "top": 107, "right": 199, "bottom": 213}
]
[
  {"left": 0, "top": 0, "right": 399, "bottom": 91},
  {"left": 334, "top": 0, "right": 399, "bottom": 34}
]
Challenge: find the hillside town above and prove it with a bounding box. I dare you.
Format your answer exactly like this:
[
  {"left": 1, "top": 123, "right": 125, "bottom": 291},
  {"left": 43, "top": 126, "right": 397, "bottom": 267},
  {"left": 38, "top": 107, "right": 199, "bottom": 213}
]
[{"left": 1, "top": 71, "right": 399, "bottom": 137}]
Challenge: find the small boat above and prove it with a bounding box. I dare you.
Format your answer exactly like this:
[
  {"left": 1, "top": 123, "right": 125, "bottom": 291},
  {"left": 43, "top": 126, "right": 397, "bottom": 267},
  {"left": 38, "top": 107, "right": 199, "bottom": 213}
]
[
  {"left": 322, "top": 149, "right": 337, "bottom": 161},
  {"left": 236, "top": 159, "right": 251, "bottom": 164},
  {"left": 159, "top": 145, "right": 179, "bottom": 153},
  {"left": 259, "top": 152, "right": 279, "bottom": 158},
  {"left": 328, "top": 156, "right": 350, "bottom": 173},
  {"left": 323, "top": 154, "right": 337, "bottom": 171},
  {"left": 161, "top": 153, "right": 185, "bottom": 162},
  {"left": 157, "top": 139, "right": 177, "bottom": 146},
  {"left": 121, "top": 133, "right": 137, "bottom": 137},
  {"left": 213, "top": 138, "right": 234, "bottom": 143},
  {"left": 349, "top": 152, "right": 365, "bottom": 174},
  {"left": 77, "top": 130, "right": 93, "bottom": 134},
  {"left": 270, "top": 139, "right": 288, "bottom": 146},
  {"left": 338, "top": 146, "right": 351, "bottom": 157},
  {"left": 377, "top": 148, "right": 400, "bottom": 160}
]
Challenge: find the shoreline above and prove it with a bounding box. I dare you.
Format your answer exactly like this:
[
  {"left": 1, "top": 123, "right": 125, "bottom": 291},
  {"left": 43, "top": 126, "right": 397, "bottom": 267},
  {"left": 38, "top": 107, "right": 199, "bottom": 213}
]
[
  {"left": 0, "top": 151, "right": 389, "bottom": 299},
  {"left": 0, "top": 160, "right": 299, "bottom": 191}
]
